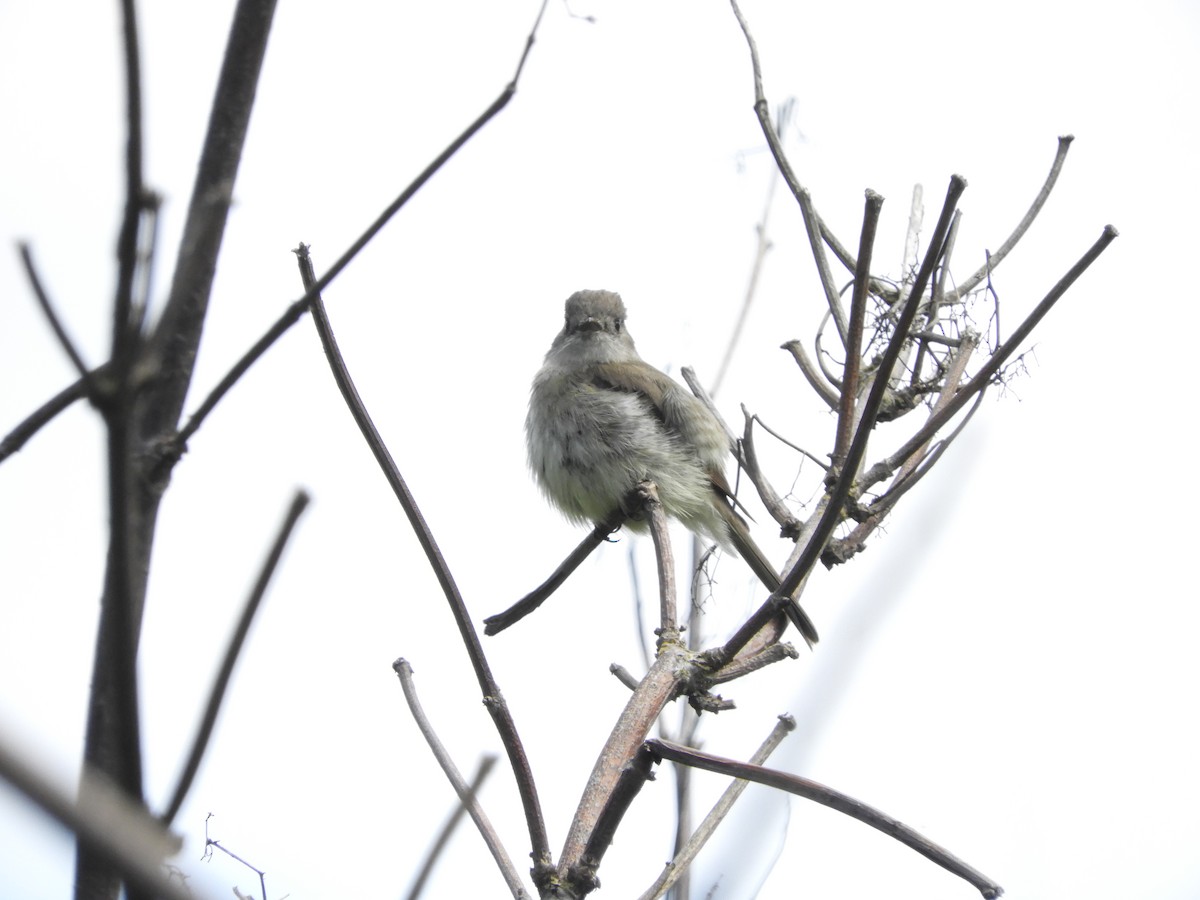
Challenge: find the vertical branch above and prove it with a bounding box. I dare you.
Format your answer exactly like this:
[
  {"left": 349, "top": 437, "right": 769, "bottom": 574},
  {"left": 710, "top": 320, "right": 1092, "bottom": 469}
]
[
  {"left": 141, "top": 0, "right": 279, "bottom": 447},
  {"left": 640, "top": 482, "right": 678, "bottom": 639},
  {"left": 952, "top": 135, "right": 1075, "bottom": 298},
  {"left": 729, "top": 0, "right": 849, "bottom": 347},
  {"left": 722, "top": 176, "right": 966, "bottom": 659},
  {"left": 76, "top": 5, "right": 279, "bottom": 899},
  {"left": 832, "top": 190, "right": 883, "bottom": 466},
  {"left": 711, "top": 99, "right": 792, "bottom": 398},
  {"left": 74, "top": 4, "right": 149, "bottom": 899}
]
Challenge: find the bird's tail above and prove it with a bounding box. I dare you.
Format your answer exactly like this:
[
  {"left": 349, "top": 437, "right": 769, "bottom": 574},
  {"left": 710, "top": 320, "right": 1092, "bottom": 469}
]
[{"left": 713, "top": 500, "right": 819, "bottom": 648}]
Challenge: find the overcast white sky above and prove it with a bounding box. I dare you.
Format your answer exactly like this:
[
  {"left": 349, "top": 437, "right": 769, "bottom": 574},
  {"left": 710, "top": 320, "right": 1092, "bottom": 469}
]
[{"left": 2, "top": 1, "right": 1198, "bottom": 898}]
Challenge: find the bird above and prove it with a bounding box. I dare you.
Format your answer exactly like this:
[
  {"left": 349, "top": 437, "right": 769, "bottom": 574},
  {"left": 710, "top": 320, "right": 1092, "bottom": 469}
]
[{"left": 525, "top": 289, "right": 818, "bottom": 647}]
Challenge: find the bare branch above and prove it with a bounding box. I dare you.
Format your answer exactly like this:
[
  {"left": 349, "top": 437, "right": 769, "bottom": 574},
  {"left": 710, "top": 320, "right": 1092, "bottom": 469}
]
[
  {"left": 405, "top": 756, "right": 500, "bottom": 900},
  {"left": 638, "top": 481, "right": 679, "bottom": 638},
  {"left": 567, "top": 745, "right": 659, "bottom": 896},
  {"left": 952, "top": 135, "right": 1075, "bottom": 299},
  {"left": 557, "top": 644, "right": 694, "bottom": 878},
  {"left": 711, "top": 99, "right": 791, "bottom": 397},
  {"left": 741, "top": 410, "right": 802, "bottom": 537},
  {"left": 781, "top": 339, "right": 840, "bottom": 409},
  {"left": 648, "top": 738, "right": 1004, "bottom": 899},
  {"left": 140, "top": 0, "right": 277, "bottom": 445},
  {"left": 18, "top": 244, "right": 95, "bottom": 390},
  {"left": 160, "top": 491, "right": 310, "bottom": 825},
  {"left": 293, "top": 245, "right": 551, "bottom": 879},
  {"left": 394, "top": 661, "right": 529, "bottom": 899},
  {"left": 721, "top": 175, "right": 967, "bottom": 660},
  {"left": 486, "top": 510, "right": 626, "bottom": 635},
  {"left": 638, "top": 716, "right": 796, "bottom": 900},
  {"left": 729, "top": 0, "right": 848, "bottom": 346},
  {"left": 0, "top": 371, "right": 96, "bottom": 462},
  {"left": 832, "top": 190, "right": 884, "bottom": 466},
  {"left": 167, "top": 1, "right": 548, "bottom": 471},
  {"left": 865, "top": 225, "right": 1118, "bottom": 490}
]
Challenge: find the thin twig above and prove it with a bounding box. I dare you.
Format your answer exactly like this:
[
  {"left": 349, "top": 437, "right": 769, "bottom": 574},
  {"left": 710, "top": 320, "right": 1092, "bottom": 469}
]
[
  {"left": 741, "top": 410, "right": 802, "bottom": 537},
  {"left": 832, "top": 190, "right": 884, "bottom": 465},
  {"left": 648, "top": 738, "right": 1004, "bottom": 899},
  {"left": 18, "top": 244, "right": 95, "bottom": 389},
  {"left": 638, "top": 716, "right": 796, "bottom": 900},
  {"left": 404, "top": 755, "right": 499, "bottom": 900},
  {"left": 729, "top": 0, "right": 847, "bottom": 346},
  {"left": 167, "top": 2, "right": 547, "bottom": 469},
  {"left": 204, "top": 816, "right": 266, "bottom": 900},
  {"left": 722, "top": 175, "right": 967, "bottom": 659},
  {"left": 781, "top": 339, "right": 840, "bottom": 409},
  {"left": 900, "top": 183, "right": 925, "bottom": 281},
  {"left": 862, "top": 225, "right": 1118, "bottom": 492},
  {"left": 0, "top": 371, "right": 96, "bottom": 462},
  {"left": 711, "top": 99, "right": 791, "bottom": 397},
  {"left": 394, "top": 661, "right": 529, "bottom": 899},
  {"left": 486, "top": 510, "right": 626, "bottom": 635},
  {"left": 893, "top": 331, "right": 978, "bottom": 488},
  {"left": 909, "top": 210, "right": 962, "bottom": 386},
  {"left": 952, "top": 135, "right": 1075, "bottom": 299},
  {"left": 160, "top": 491, "right": 310, "bottom": 825}
]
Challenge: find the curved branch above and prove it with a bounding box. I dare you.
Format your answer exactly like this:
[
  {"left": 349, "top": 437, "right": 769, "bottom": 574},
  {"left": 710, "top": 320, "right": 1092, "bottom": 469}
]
[
  {"left": 952, "top": 135, "right": 1075, "bottom": 299},
  {"left": 160, "top": 491, "right": 310, "bottom": 825},
  {"left": 729, "top": 0, "right": 848, "bottom": 346},
  {"left": 648, "top": 738, "right": 1004, "bottom": 899},
  {"left": 723, "top": 175, "right": 968, "bottom": 658},
  {"left": 293, "top": 247, "right": 551, "bottom": 876}
]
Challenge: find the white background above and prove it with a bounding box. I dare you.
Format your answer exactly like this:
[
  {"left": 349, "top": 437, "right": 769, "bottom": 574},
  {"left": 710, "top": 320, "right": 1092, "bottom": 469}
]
[{"left": 1, "top": 1, "right": 1197, "bottom": 898}]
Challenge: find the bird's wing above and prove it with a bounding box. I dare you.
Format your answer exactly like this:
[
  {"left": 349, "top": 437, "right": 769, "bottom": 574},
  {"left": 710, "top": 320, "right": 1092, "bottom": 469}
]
[
  {"left": 588, "top": 360, "right": 677, "bottom": 416},
  {"left": 589, "top": 361, "right": 753, "bottom": 515}
]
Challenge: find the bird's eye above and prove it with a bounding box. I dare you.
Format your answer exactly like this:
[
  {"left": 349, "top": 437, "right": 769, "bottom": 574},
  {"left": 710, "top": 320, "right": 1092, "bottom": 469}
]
[{"left": 614, "top": 320, "right": 623, "bottom": 333}]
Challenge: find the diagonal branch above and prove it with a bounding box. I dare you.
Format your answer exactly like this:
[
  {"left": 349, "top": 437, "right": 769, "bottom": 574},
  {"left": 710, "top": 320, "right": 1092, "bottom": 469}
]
[
  {"left": 166, "top": 1, "right": 549, "bottom": 469},
  {"left": 721, "top": 176, "right": 968, "bottom": 658},
  {"left": 160, "top": 491, "right": 310, "bottom": 826},
  {"left": 832, "top": 190, "right": 884, "bottom": 465},
  {"left": 18, "top": 244, "right": 95, "bottom": 391},
  {"left": 729, "top": 0, "right": 848, "bottom": 346},
  {"left": 952, "top": 135, "right": 1075, "bottom": 299},
  {"left": 863, "top": 225, "right": 1118, "bottom": 492},
  {"left": 293, "top": 246, "right": 551, "bottom": 880},
  {"left": 394, "top": 661, "right": 529, "bottom": 899},
  {"left": 648, "top": 738, "right": 1004, "bottom": 899},
  {"left": 638, "top": 715, "right": 796, "bottom": 900}
]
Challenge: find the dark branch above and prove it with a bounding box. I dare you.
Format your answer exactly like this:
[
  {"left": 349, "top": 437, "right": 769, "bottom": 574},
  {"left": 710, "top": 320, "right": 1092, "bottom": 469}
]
[
  {"left": 160, "top": 491, "right": 310, "bottom": 825},
  {"left": 648, "top": 738, "right": 1004, "bottom": 899}
]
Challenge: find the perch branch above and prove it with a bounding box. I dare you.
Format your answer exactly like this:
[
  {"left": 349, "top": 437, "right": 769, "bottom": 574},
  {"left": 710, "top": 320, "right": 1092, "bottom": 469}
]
[{"left": 485, "top": 509, "right": 626, "bottom": 635}]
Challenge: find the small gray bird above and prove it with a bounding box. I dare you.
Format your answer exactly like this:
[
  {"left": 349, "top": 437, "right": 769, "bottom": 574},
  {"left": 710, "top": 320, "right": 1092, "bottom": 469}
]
[{"left": 526, "top": 289, "right": 818, "bottom": 647}]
